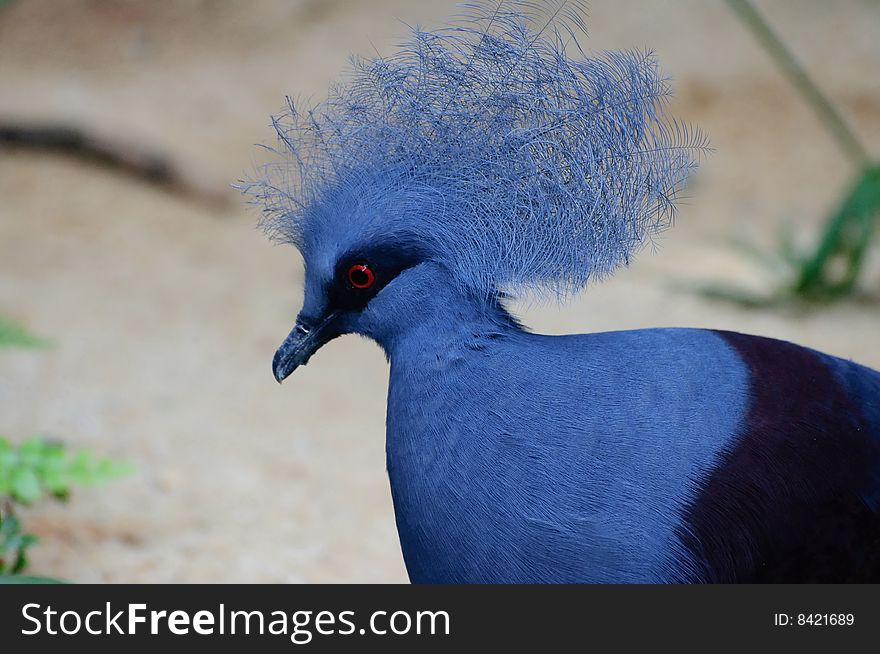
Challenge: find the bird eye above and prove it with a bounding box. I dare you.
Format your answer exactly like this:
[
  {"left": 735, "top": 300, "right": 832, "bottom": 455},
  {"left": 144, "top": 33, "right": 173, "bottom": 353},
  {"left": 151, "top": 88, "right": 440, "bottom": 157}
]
[{"left": 347, "top": 264, "right": 375, "bottom": 289}]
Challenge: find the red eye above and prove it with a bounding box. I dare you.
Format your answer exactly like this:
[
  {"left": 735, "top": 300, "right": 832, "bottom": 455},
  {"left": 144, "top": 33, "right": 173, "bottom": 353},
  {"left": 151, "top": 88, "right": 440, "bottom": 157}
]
[{"left": 347, "top": 264, "right": 375, "bottom": 289}]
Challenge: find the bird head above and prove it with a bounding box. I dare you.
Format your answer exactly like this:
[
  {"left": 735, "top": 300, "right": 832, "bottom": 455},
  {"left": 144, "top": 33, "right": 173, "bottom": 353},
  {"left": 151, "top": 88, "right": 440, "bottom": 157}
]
[{"left": 241, "top": 0, "right": 706, "bottom": 382}]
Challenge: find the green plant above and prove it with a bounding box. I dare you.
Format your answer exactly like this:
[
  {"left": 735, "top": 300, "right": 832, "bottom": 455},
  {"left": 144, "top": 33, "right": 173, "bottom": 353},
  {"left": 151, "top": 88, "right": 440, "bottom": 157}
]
[
  {"left": 700, "top": 1, "right": 879, "bottom": 306},
  {"left": 692, "top": 166, "right": 880, "bottom": 307},
  {"left": 0, "top": 316, "right": 51, "bottom": 348},
  {"left": 0, "top": 437, "right": 133, "bottom": 580},
  {"left": 791, "top": 166, "right": 880, "bottom": 302},
  {"left": 0, "top": 316, "right": 133, "bottom": 582},
  {"left": 0, "top": 510, "right": 37, "bottom": 575},
  {"left": 0, "top": 437, "right": 133, "bottom": 504}
]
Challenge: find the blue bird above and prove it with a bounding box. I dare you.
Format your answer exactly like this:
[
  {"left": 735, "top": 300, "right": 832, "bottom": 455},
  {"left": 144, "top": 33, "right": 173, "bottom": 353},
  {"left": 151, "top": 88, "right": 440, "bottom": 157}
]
[{"left": 243, "top": 1, "right": 880, "bottom": 582}]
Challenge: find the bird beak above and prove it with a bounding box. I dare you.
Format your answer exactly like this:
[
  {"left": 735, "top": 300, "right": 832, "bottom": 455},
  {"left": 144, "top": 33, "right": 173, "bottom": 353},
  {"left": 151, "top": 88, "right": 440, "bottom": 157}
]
[{"left": 272, "top": 312, "right": 338, "bottom": 383}]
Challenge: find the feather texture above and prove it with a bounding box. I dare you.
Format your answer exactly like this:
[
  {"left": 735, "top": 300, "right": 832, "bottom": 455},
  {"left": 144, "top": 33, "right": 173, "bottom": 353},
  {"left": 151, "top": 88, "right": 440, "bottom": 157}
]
[{"left": 241, "top": 0, "right": 708, "bottom": 300}]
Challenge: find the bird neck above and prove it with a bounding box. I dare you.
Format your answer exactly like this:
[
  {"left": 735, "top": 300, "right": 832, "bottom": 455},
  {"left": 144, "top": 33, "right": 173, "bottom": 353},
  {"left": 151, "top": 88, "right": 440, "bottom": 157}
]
[{"left": 364, "top": 272, "right": 523, "bottom": 361}]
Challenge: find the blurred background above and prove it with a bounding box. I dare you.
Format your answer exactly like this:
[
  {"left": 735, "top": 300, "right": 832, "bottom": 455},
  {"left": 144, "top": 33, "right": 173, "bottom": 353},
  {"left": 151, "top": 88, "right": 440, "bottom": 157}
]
[{"left": 0, "top": 0, "right": 877, "bottom": 582}]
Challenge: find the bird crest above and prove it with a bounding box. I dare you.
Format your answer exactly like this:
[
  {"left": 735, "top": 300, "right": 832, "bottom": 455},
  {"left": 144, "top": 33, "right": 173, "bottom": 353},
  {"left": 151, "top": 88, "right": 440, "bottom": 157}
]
[{"left": 241, "top": 0, "right": 708, "bottom": 301}]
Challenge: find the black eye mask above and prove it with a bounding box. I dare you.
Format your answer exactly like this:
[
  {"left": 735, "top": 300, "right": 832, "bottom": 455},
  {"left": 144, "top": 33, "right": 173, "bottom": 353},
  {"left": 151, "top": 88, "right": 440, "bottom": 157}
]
[{"left": 328, "top": 244, "right": 426, "bottom": 313}]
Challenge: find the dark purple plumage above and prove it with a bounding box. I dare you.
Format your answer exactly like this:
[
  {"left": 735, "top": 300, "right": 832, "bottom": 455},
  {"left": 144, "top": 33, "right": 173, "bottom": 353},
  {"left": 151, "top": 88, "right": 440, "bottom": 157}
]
[{"left": 680, "top": 332, "right": 880, "bottom": 582}]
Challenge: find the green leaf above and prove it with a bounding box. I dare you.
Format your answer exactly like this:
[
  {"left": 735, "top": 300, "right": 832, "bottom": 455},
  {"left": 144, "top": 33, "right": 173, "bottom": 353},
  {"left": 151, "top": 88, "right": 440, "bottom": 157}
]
[
  {"left": 95, "top": 458, "right": 135, "bottom": 481},
  {"left": 41, "top": 469, "right": 68, "bottom": 494},
  {"left": 0, "top": 437, "right": 14, "bottom": 475},
  {"left": 1, "top": 509, "right": 39, "bottom": 577},
  {"left": 12, "top": 549, "right": 28, "bottom": 574},
  {"left": 11, "top": 467, "right": 41, "bottom": 503},
  {"left": 1, "top": 437, "right": 133, "bottom": 508},
  {"left": 0, "top": 512, "right": 21, "bottom": 537},
  {"left": 0, "top": 318, "right": 50, "bottom": 349}
]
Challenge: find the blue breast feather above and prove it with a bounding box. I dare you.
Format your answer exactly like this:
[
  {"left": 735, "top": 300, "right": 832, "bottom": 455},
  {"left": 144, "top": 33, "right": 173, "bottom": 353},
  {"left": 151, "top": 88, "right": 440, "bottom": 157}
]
[{"left": 386, "top": 327, "right": 748, "bottom": 582}]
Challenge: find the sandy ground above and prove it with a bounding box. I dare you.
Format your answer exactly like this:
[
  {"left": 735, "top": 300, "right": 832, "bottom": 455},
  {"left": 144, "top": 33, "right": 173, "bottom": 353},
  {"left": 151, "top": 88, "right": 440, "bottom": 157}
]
[{"left": 0, "top": 0, "right": 878, "bottom": 582}]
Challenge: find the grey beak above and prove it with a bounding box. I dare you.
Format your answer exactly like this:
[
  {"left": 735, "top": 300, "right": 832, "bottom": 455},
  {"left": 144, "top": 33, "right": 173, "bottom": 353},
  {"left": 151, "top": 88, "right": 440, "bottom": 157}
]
[{"left": 272, "top": 312, "right": 339, "bottom": 383}]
